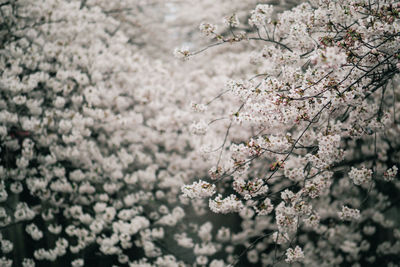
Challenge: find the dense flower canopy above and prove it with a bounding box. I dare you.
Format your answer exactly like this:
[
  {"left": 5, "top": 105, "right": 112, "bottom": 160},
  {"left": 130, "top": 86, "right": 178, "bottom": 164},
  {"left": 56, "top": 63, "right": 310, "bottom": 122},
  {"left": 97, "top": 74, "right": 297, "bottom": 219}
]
[{"left": 1, "top": 0, "right": 400, "bottom": 266}]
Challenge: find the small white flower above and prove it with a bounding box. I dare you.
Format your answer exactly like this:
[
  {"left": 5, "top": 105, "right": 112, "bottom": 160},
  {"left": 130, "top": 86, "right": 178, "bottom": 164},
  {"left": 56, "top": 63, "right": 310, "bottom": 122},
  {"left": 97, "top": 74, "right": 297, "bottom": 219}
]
[
  {"left": 173, "top": 47, "right": 190, "bottom": 61},
  {"left": 223, "top": 14, "right": 240, "bottom": 27},
  {"left": 384, "top": 165, "right": 398, "bottom": 181},
  {"left": 199, "top": 22, "right": 217, "bottom": 36}
]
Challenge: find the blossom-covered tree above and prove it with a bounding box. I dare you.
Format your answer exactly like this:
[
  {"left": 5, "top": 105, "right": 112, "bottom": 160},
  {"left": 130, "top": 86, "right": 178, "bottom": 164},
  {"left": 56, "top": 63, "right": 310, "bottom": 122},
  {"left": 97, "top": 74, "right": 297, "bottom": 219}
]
[{"left": 178, "top": 0, "right": 400, "bottom": 266}]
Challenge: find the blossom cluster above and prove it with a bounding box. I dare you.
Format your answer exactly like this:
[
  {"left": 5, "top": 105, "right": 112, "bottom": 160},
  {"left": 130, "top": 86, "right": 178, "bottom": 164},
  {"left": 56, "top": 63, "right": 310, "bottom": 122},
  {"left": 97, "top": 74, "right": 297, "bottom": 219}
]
[
  {"left": 348, "top": 167, "right": 373, "bottom": 185},
  {"left": 338, "top": 206, "right": 361, "bottom": 221},
  {"left": 285, "top": 245, "right": 304, "bottom": 263},
  {"left": 181, "top": 180, "right": 216, "bottom": 199}
]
